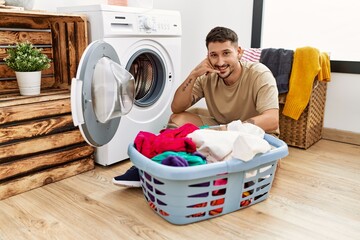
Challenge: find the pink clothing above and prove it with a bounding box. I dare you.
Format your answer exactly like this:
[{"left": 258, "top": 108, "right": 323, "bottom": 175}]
[
  {"left": 134, "top": 123, "right": 199, "bottom": 158},
  {"left": 241, "top": 48, "right": 262, "bottom": 62}
]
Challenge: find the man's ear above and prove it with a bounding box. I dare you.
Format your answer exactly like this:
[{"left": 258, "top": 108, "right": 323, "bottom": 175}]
[{"left": 237, "top": 47, "right": 243, "bottom": 60}]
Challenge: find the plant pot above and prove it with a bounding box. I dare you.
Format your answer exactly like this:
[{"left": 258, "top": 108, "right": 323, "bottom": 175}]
[{"left": 15, "top": 71, "right": 41, "bottom": 96}]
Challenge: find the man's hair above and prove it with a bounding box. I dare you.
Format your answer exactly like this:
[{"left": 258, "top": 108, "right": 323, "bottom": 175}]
[{"left": 205, "top": 26, "right": 238, "bottom": 48}]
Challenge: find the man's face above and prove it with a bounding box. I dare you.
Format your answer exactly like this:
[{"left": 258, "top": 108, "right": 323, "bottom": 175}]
[{"left": 207, "top": 41, "right": 241, "bottom": 80}]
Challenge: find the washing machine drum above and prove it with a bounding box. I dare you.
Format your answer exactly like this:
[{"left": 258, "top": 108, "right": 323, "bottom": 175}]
[{"left": 71, "top": 40, "right": 135, "bottom": 147}]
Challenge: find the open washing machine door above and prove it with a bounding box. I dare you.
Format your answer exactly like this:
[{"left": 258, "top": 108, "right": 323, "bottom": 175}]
[{"left": 71, "top": 40, "right": 135, "bottom": 147}]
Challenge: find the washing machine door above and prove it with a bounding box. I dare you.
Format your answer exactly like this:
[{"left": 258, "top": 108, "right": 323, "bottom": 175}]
[{"left": 71, "top": 40, "right": 135, "bottom": 147}]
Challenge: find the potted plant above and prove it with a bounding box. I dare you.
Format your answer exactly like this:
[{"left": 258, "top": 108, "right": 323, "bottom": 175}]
[{"left": 3, "top": 41, "right": 51, "bottom": 96}]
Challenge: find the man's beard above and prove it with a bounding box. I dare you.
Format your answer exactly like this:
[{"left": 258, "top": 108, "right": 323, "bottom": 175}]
[{"left": 216, "top": 64, "right": 232, "bottom": 80}]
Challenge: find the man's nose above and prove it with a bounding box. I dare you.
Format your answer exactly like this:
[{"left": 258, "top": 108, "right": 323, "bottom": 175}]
[{"left": 215, "top": 56, "right": 225, "bottom": 66}]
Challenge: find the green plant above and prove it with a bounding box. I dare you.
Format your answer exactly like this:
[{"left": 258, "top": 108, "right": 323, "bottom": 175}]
[{"left": 3, "top": 41, "right": 51, "bottom": 72}]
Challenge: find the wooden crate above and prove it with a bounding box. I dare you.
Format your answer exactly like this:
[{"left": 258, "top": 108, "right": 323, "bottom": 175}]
[
  {"left": 0, "top": 9, "right": 88, "bottom": 92},
  {"left": 0, "top": 10, "right": 94, "bottom": 200}
]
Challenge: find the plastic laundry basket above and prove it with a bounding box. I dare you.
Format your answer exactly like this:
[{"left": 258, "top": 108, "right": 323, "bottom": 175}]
[{"left": 128, "top": 134, "right": 288, "bottom": 225}]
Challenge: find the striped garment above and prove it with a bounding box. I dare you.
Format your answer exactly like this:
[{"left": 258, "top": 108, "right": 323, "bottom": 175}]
[{"left": 240, "top": 48, "right": 262, "bottom": 62}]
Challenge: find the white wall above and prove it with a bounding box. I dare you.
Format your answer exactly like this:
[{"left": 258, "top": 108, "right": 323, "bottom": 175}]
[
  {"left": 262, "top": 0, "right": 360, "bottom": 62},
  {"left": 262, "top": 0, "right": 360, "bottom": 134},
  {"left": 32, "top": 0, "right": 359, "bottom": 134},
  {"left": 152, "top": 0, "right": 253, "bottom": 81},
  {"left": 152, "top": 0, "right": 253, "bottom": 108},
  {"left": 324, "top": 73, "right": 360, "bottom": 133},
  {"left": 33, "top": 0, "right": 103, "bottom": 12}
]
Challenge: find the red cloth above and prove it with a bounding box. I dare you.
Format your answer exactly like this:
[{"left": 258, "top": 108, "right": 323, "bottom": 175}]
[{"left": 134, "top": 123, "right": 199, "bottom": 158}]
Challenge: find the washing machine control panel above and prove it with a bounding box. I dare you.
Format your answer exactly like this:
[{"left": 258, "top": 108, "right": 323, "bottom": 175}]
[{"left": 138, "top": 15, "right": 178, "bottom": 34}]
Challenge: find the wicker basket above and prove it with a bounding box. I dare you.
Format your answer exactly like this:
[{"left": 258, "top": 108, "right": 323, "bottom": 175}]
[{"left": 279, "top": 80, "right": 327, "bottom": 149}]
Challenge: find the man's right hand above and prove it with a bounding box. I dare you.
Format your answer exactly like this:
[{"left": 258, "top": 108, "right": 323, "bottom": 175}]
[{"left": 190, "top": 58, "right": 220, "bottom": 79}]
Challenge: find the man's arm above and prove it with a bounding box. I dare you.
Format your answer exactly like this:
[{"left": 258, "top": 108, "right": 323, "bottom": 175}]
[
  {"left": 171, "top": 58, "right": 219, "bottom": 113},
  {"left": 244, "top": 108, "right": 279, "bottom": 132},
  {"left": 171, "top": 74, "right": 198, "bottom": 113}
]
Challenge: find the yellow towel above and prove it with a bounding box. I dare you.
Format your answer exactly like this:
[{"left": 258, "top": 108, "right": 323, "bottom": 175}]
[
  {"left": 282, "top": 47, "right": 321, "bottom": 120},
  {"left": 317, "top": 52, "right": 331, "bottom": 82}
]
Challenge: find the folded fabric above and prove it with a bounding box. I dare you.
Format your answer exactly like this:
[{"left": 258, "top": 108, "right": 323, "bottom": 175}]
[
  {"left": 152, "top": 151, "right": 207, "bottom": 166},
  {"left": 134, "top": 123, "right": 199, "bottom": 158}
]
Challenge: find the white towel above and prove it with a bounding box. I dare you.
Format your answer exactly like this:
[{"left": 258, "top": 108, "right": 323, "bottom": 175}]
[
  {"left": 227, "top": 120, "right": 265, "bottom": 138},
  {"left": 232, "top": 133, "right": 271, "bottom": 161},
  {"left": 188, "top": 120, "right": 271, "bottom": 163},
  {"left": 187, "top": 130, "right": 239, "bottom": 163}
]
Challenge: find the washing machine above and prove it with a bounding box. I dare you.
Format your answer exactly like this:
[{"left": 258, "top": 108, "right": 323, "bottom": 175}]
[{"left": 59, "top": 5, "right": 182, "bottom": 165}]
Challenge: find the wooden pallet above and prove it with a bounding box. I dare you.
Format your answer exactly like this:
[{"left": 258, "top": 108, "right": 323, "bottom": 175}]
[{"left": 0, "top": 10, "right": 94, "bottom": 200}]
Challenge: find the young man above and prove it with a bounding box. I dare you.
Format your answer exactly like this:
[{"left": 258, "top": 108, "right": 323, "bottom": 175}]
[{"left": 113, "top": 26, "right": 279, "bottom": 187}]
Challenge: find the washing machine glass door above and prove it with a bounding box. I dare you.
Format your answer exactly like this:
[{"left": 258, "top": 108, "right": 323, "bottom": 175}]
[{"left": 71, "top": 40, "right": 135, "bottom": 147}]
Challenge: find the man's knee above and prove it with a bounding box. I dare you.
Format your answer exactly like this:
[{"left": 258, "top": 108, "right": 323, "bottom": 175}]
[
  {"left": 168, "top": 111, "right": 203, "bottom": 127},
  {"left": 168, "top": 113, "right": 184, "bottom": 127}
]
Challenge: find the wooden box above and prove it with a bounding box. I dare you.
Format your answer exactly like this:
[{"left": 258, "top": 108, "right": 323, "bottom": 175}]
[{"left": 0, "top": 10, "right": 94, "bottom": 200}]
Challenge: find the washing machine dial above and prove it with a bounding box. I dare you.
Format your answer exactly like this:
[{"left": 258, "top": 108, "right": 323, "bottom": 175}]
[{"left": 142, "top": 16, "right": 154, "bottom": 30}]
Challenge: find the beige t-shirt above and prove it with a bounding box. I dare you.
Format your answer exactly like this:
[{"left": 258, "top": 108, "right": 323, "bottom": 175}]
[{"left": 192, "top": 61, "right": 279, "bottom": 125}]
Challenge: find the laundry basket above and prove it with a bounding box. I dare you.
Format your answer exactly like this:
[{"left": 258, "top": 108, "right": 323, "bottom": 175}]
[
  {"left": 279, "top": 80, "right": 328, "bottom": 149},
  {"left": 128, "top": 134, "right": 288, "bottom": 225}
]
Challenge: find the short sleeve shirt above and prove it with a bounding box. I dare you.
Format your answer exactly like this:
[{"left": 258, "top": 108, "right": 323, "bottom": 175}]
[{"left": 192, "top": 61, "right": 279, "bottom": 125}]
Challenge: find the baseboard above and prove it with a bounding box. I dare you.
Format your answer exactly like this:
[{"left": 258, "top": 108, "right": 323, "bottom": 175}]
[{"left": 322, "top": 128, "right": 360, "bottom": 146}]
